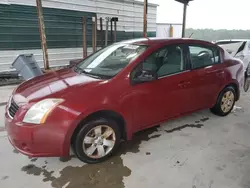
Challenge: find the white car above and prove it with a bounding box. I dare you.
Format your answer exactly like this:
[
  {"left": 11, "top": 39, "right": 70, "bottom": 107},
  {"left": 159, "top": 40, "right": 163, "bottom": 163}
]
[{"left": 215, "top": 39, "right": 250, "bottom": 91}]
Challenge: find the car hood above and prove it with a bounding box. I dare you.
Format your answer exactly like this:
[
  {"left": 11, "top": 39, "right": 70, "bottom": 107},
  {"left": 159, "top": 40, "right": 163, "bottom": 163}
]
[{"left": 13, "top": 68, "right": 102, "bottom": 105}]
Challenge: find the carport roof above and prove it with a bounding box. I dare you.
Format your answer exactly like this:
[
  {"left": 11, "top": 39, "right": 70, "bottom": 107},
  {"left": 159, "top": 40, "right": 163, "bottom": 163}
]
[{"left": 175, "top": 0, "right": 193, "bottom": 4}]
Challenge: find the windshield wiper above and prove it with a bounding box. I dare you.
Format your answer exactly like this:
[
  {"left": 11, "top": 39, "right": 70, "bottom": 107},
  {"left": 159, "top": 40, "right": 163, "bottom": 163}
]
[{"left": 74, "top": 66, "right": 102, "bottom": 79}]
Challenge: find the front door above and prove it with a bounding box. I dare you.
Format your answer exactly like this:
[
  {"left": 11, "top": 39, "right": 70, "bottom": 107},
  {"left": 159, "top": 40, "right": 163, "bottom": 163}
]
[{"left": 130, "top": 44, "right": 195, "bottom": 130}]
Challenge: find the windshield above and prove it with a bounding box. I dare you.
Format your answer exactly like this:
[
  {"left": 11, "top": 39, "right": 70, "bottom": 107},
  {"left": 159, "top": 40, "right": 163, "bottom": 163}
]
[{"left": 75, "top": 43, "right": 147, "bottom": 78}]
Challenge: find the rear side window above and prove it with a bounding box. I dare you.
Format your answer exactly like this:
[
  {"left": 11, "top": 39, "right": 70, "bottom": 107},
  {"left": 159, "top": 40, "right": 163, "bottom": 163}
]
[{"left": 189, "top": 45, "right": 220, "bottom": 69}]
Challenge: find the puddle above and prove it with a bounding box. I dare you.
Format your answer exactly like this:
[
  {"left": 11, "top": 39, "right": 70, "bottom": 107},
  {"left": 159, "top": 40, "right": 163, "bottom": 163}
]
[
  {"left": 200, "top": 117, "right": 209, "bottom": 122},
  {"left": 21, "top": 164, "right": 55, "bottom": 182},
  {"left": 195, "top": 117, "right": 209, "bottom": 124},
  {"left": 118, "top": 126, "right": 159, "bottom": 154},
  {"left": 165, "top": 124, "right": 204, "bottom": 133},
  {"left": 165, "top": 117, "right": 208, "bottom": 133},
  {"left": 21, "top": 127, "right": 160, "bottom": 188},
  {"left": 149, "top": 134, "right": 161, "bottom": 139},
  {"left": 146, "top": 152, "right": 151, "bottom": 155},
  {"left": 30, "top": 158, "right": 38, "bottom": 162},
  {"left": 52, "top": 157, "right": 131, "bottom": 188},
  {"left": 22, "top": 164, "right": 46, "bottom": 176}
]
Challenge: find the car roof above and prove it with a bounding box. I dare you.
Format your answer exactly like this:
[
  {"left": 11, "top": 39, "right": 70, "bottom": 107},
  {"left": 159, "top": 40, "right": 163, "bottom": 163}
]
[{"left": 120, "top": 37, "right": 214, "bottom": 46}]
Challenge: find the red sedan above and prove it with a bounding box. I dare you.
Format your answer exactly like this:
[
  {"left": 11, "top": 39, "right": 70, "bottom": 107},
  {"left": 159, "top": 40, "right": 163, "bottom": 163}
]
[{"left": 5, "top": 38, "right": 244, "bottom": 163}]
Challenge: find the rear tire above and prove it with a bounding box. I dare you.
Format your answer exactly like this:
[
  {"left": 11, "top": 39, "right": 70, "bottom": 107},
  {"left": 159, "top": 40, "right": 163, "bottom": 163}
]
[
  {"left": 244, "top": 64, "right": 250, "bottom": 92},
  {"left": 73, "top": 118, "right": 121, "bottom": 164},
  {"left": 210, "top": 86, "right": 236, "bottom": 116},
  {"left": 244, "top": 74, "right": 250, "bottom": 92}
]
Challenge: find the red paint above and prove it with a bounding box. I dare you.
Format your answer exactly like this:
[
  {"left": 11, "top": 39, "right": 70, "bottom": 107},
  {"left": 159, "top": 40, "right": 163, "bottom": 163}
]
[{"left": 5, "top": 39, "right": 244, "bottom": 157}]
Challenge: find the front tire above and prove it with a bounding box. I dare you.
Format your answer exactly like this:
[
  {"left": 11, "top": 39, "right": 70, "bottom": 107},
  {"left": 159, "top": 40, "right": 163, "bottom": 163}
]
[
  {"left": 210, "top": 86, "right": 236, "bottom": 116},
  {"left": 73, "top": 118, "right": 121, "bottom": 164}
]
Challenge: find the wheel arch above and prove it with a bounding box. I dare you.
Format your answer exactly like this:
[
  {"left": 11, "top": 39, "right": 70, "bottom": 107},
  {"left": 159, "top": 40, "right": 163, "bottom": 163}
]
[
  {"left": 212, "top": 81, "right": 240, "bottom": 108},
  {"left": 70, "top": 110, "right": 127, "bottom": 146},
  {"left": 226, "top": 82, "right": 240, "bottom": 101}
]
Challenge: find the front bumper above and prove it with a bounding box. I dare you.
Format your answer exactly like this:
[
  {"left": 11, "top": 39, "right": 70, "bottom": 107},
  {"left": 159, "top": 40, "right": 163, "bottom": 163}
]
[{"left": 5, "top": 113, "right": 68, "bottom": 157}]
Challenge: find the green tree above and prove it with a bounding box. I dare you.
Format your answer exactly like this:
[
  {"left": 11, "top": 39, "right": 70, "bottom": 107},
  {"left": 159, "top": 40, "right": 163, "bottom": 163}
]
[{"left": 186, "top": 28, "right": 250, "bottom": 42}]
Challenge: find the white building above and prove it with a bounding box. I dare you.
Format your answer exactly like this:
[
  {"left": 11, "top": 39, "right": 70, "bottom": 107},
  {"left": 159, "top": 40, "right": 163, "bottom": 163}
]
[{"left": 0, "top": 0, "right": 157, "bottom": 72}]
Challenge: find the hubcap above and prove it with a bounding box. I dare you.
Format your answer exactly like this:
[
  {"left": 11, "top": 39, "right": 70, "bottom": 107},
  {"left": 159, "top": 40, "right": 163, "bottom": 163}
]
[
  {"left": 82, "top": 125, "right": 116, "bottom": 159},
  {"left": 221, "top": 91, "right": 235, "bottom": 113}
]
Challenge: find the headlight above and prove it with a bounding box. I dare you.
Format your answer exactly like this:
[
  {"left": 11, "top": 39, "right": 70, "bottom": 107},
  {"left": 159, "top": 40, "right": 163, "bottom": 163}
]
[{"left": 23, "top": 98, "right": 64, "bottom": 124}]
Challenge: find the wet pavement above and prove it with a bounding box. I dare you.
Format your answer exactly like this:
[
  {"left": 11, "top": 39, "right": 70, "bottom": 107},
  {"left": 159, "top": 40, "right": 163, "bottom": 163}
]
[{"left": 1, "top": 85, "right": 250, "bottom": 188}]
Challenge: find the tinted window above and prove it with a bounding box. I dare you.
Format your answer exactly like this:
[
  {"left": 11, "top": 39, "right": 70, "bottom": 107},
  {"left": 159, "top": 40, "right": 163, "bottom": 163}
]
[
  {"left": 142, "top": 45, "right": 185, "bottom": 77},
  {"left": 189, "top": 46, "right": 219, "bottom": 69}
]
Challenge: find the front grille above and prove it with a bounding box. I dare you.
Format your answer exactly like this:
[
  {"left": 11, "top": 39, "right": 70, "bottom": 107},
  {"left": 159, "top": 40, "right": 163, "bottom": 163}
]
[{"left": 8, "top": 99, "right": 19, "bottom": 118}]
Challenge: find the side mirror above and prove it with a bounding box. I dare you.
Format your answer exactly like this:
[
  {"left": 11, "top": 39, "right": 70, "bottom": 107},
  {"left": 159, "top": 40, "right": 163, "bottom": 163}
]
[
  {"left": 132, "top": 69, "right": 157, "bottom": 84},
  {"left": 68, "top": 58, "right": 84, "bottom": 68}
]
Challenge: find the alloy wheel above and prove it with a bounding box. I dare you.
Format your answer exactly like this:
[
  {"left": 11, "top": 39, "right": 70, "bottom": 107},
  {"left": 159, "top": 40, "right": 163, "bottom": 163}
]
[
  {"left": 221, "top": 91, "right": 235, "bottom": 113},
  {"left": 82, "top": 125, "right": 116, "bottom": 159}
]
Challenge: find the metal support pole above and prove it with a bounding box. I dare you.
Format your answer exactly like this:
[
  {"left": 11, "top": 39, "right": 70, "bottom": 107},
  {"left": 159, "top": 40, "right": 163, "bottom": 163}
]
[
  {"left": 110, "top": 19, "right": 113, "bottom": 43},
  {"left": 36, "top": 0, "right": 49, "bottom": 70},
  {"left": 92, "top": 17, "right": 97, "bottom": 53},
  {"left": 105, "top": 17, "right": 109, "bottom": 46},
  {"left": 95, "top": 15, "right": 97, "bottom": 50},
  {"left": 114, "top": 19, "right": 117, "bottom": 42},
  {"left": 100, "top": 17, "right": 104, "bottom": 47},
  {"left": 82, "top": 17, "right": 87, "bottom": 58},
  {"left": 182, "top": 3, "right": 187, "bottom": 38},
  {"left": 143, "top": 0, "right": 148, "bottom": 37}
]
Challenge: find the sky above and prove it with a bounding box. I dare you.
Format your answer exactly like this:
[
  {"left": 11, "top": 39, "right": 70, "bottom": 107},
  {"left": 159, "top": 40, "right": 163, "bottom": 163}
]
[{"left": 143, "top": 0, "right": 250, "bottom": 30}]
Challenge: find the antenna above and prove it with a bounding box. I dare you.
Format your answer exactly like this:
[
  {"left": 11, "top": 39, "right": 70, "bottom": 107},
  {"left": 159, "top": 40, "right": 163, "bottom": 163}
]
[{"left": 189, "top": 33, "right": 194, "bottom": 38}]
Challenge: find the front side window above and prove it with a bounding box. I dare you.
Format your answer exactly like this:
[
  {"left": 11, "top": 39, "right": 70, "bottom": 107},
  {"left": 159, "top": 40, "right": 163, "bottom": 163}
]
[
  {"left": 140, "top": 45, "right": 185, "bottom": 77},
  {"left": 189, "top": 45, "right": 220, "bottom": 69},
  {"left": 76, "top": 43, "right": 147, "bottom": 78}
]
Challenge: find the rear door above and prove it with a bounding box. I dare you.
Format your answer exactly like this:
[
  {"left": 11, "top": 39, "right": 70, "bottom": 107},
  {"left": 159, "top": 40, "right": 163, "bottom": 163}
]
[{"left": 187, "top": 44, "right": 226, "bottom": 109}]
